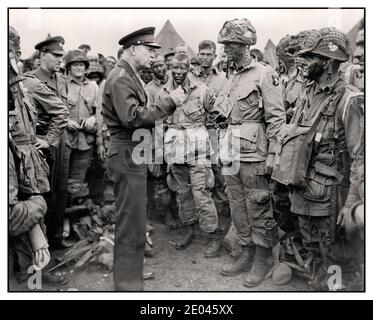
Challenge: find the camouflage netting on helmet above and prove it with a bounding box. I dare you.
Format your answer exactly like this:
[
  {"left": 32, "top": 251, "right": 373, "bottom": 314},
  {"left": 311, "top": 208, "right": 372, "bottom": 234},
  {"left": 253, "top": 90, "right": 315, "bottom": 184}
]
[
  {"left": 298, "top": 27, "right": 348, "bottom": 62},
  {"left": 276, "top": 31, "right": 310, "bottom": 71},
  {"left": 64, "top": 49, "right": 90, "bottom": 69},
  {"left": 9, "top": 26, "right": 20, "bottom": 53},
  {"left": 218, "top": 18, "right": 257, "bottom": 46}
]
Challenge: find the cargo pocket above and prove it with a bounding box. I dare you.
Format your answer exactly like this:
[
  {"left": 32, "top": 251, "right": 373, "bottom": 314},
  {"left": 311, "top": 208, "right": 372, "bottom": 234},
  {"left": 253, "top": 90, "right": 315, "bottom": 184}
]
[
  {"left": 250, "top": 190, "right": 270, "bottom": 204},
  {"left": 107, "top": 144, "right": 138, "bottom": 169},
  {"left": 107, "top": 145, "right": 120, "bottom": 158},
  {"left": 232, "top": 123, "right": 259, "bottom": 153},
  {"left": 205, "top": 166, "right": 215, "bottom": 190},
  {"left": 249, "top": 190, "right": 271, "bottom": 211},
  {"left": 164, "top": 133, "right": 176, "bottom": 164},
  {"left": 183, "top": 97, "right": 204, "bottom": 122},
  {"left": 236, "top": 86, "right": 261, "bottom": 117},
  {"left": 303, "top": 170, "right": 332, "bottom": 203},
  {"left": 164, "top": 129, "right": 185, "bottom": 164}
]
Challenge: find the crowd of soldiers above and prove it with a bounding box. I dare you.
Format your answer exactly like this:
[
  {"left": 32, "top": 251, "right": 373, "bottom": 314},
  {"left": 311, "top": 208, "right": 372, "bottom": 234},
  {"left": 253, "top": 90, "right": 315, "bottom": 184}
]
[{"left": 8, "top": 16, "right": 364, "bottom": 291}]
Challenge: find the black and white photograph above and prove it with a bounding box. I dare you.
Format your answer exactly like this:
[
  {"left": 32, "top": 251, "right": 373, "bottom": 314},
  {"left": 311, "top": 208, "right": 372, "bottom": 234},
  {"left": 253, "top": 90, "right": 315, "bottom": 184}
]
[{"left": 6, "top": 4, "right": 365, "bottom": 295}]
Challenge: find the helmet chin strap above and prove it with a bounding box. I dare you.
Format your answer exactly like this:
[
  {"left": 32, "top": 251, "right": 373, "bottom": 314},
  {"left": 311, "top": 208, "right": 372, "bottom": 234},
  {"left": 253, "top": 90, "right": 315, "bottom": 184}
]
[{"left": 326, "top": 60, "right": 333, "bottom": 81}]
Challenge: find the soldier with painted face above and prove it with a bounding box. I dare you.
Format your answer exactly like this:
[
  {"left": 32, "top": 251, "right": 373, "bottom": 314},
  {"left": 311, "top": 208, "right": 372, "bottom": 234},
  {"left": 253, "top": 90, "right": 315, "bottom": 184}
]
[
  {"left": 272, "top": 28, "right": 364, "bottom": 281},
  {"left": 146, "top": 54, "right": 169, "bottom": 104},
  {"left": 276, "top": 32, "right": 308, "bottom": 123},
  {"left": 215, "top": 19, "right": 286, "bottom": 287},
  {"left": 160, "top": 53, "right": 221, "bottom": 257},
  {"left": 145, "top": 54, "right": 177, "bottom": 229}
]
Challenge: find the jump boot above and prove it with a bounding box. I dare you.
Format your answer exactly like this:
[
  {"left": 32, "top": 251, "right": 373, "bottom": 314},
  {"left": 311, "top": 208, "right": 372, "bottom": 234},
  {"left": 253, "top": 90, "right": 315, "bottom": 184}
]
[
  {"left": 204, "top": 231, "right": 221, "bottom": 258},
  {"left": 221, "top": 245, "right": 255, "bottom": 276},
  {"left": 243, "top": 245, "right": 272, "bottom": 287},
  {"left": 174, "top": 223, "right": 195, "bottom": 250},
  {"left": 164, "top": 209, "right": 178, "bottom": 229}
]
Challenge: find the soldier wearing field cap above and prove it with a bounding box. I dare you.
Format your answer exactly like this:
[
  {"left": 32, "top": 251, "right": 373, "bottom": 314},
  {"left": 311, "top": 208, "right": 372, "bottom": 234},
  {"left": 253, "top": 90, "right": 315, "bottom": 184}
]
[
  {"left": 214, "top": 19, "right": 285, "bottom": 287},
  {"left": 102, "top": 27, "right": 185, "bottom": 291},
  {"left": 28, "top": 35, "right": 71, "bottom": 250}
]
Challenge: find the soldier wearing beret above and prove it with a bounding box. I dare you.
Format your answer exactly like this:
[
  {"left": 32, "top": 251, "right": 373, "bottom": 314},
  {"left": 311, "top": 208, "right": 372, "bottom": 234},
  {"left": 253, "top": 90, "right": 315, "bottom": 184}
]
[
  {"left": 215, "top": 19, "right": 286, "bottom": 287},
  {"left": 29, "top": 35, "right": 71, "bottom": 249},
  {"left": 102, "top": 27, "right": 185, "bottom": 291}
]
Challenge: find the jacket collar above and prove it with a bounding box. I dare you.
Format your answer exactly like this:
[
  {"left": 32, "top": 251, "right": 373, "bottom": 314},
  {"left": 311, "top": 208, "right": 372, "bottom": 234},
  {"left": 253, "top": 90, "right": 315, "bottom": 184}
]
[
  {"left": 194, "top": 65, "right": 219, "bottom": 77},
  {"left": 117, "top": 58, "right": 146, "bottom": 91},
  {"left": 229, "top": 57, "right": 257, "bottom": 73},
  {"left": 305, "top": 76, "right": 344, "bottom": 93},
  {"left": 33, "top": 67, "right": 55, "bottom": 83},
  {"left": 117, "top": 58, "right": 138, "bottom": 78},
  {"left": 67, "top": 74, "right": 88, "bottom": 85},
  {"left": 152, "top": 74, "right": 169, "bottom": 86},
  {"left": 164, "top": 76, "right": 198, "bottom": 94}
]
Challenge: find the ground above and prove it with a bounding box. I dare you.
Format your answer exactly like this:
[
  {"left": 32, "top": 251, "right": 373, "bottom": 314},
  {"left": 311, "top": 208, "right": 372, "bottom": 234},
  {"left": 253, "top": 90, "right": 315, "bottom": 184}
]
[{"left": 9, "top": 219, "right": 311, "bottom": 292}]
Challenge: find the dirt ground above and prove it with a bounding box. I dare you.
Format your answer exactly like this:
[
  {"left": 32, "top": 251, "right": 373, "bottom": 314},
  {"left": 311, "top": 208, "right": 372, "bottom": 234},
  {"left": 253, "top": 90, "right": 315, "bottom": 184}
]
[{"left": 9, "top": 219, "right": 312, "bottom": 292}]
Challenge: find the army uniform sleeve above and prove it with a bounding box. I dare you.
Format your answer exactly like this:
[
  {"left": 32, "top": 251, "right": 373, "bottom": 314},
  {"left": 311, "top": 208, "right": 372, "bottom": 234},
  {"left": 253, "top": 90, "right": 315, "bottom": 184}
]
[
  {"left": 260, "top": 68, "right": 286, "bottom": 153},
  {"left": 341, "top": 94, "right": 364, "bottom": 207},
  {"left": 110, "top": 74, "right": 176, "bottom": 129},
  {"left": 32, "top": 82, "right": 69, "bottom": 147},
  {"left": 9, "top": 149, "right": 47, "bottom": 237},
  {"left": 92, "top": 82, "right": 103, "bottom": 146}
]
